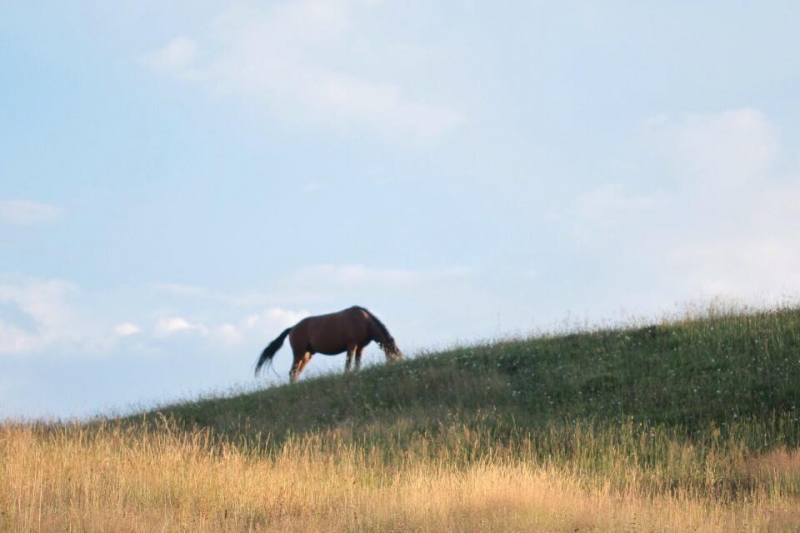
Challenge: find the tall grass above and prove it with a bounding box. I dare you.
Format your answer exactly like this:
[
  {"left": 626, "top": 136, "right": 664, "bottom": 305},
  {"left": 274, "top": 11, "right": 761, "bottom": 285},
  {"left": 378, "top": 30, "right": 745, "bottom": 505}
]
[{"left": 2, "top": 417, "right": 800, "bottom": 532}]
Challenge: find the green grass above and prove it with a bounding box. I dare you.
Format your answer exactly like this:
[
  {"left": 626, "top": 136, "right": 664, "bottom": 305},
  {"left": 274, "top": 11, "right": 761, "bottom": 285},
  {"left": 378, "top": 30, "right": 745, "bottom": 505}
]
[{"left": 143, "top": 305, "right": 800, "bottom": 454}]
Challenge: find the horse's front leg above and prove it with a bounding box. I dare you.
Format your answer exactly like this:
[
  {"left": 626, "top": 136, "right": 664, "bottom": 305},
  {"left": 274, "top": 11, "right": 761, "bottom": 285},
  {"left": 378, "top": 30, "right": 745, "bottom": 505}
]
[{"left": 355, "top": 346, "right": 364, "bottom": 372}]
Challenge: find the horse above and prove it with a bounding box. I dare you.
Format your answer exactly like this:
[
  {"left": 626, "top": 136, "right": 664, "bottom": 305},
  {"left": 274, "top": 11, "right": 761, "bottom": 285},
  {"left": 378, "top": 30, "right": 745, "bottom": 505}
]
[{"left": 255, "top": 306, "right": 403, "bottom": 383}]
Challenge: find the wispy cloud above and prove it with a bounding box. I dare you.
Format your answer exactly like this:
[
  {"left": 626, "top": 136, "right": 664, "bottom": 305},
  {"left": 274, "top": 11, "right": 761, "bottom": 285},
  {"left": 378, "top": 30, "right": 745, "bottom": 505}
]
[
  {"left": 669, "top": 238, "right": 800, "bottom": 300},
  {"left": 612, "top": 108, "right": 800, "bottom": 303},
  {"left": 150, "top": 283, "right": 211, "bottom": 298},
  {"left": 0, "top": 275, "right": 81, "bottom": 354},
  {"left": 143, "top": 0, "right": 464, "bottom": 141},
  {"left": 638, "top": 108, "right": 779, "bottom": 192},
  {"left": 149, "top": 282, "right": 282, "bottom": 308},
  {"left": 141, "top": 37, "right": 198, "bottom": 76},
  {"left": 155, "top": 317, "right": 208, "bottom": 337},
  {"left": 114, "top": 323, "right": 141, "bottom": 337},
  {"left": 1, "top": 267, "right": 473, "bottom": 357},
  {"left": 0, "top": 272, "right": 315, "bottom": 353},
  {"left": 242, "top": 307, "right": 308, "bottom": 331},
  {"left": 294, "top": 264, "right": 422, "bottom": 287},
  {"left": 0, "top": 200, "right": 61, "bottom": 227},
  {"left": 214, "top": 307, "right": 311, "bottom": 346},
  {"left": 152, "top": 306, "right": 309, "bottom": 346},
  {"left": 303, "top": 181, "right": 324, "bottom": 194},
  {"left": 572, "top": 184, "right": 669, "bottom": 221}
]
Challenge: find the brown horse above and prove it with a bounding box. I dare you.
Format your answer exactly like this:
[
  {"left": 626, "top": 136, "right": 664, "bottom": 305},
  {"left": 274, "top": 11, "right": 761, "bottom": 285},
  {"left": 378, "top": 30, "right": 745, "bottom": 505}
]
[{"left": 255, "top": 306, "right": 403, "bottom": 383}]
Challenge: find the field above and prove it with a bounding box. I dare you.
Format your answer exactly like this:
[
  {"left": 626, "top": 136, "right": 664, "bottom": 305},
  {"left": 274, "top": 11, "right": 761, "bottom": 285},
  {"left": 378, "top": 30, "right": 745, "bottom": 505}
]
[{"left": 2, "top": 306, "right": 800, "bottom": 531}]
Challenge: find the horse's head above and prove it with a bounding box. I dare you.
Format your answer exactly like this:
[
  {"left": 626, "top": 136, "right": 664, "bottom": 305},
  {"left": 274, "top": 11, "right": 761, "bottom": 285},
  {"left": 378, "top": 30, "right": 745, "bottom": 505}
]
[{"left": 382, "top": 338, "right": 404, "bottom": 361}]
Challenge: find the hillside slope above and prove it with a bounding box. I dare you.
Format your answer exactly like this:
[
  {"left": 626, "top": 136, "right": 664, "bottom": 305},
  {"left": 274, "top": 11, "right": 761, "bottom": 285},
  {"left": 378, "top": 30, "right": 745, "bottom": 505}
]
[{"left": 149, "top": 307, "right": 800, "bottom": 448}]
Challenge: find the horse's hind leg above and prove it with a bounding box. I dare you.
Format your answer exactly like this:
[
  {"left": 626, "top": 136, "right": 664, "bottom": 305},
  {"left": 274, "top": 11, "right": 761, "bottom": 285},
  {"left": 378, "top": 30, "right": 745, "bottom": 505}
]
[
  {"left": 290, "top": 351, "right": 312, "bottom": 383},
  {"left": 289, "top": 358, "right": 301, "bottom": 383},
  {"left": 345, "top": 344, "right": 358, "bottom": 373}
]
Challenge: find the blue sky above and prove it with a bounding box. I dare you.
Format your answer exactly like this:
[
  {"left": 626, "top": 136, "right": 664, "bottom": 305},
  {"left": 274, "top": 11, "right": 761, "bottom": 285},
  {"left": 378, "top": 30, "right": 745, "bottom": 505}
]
[{"left": 2, "top": 1, "right": 799, "bottom": 419}]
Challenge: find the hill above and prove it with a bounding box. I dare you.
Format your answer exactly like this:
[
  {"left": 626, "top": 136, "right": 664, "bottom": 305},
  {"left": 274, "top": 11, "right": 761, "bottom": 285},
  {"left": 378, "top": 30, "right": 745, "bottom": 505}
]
[{"left": 150, "top": 305, "right": 800, "bottom": 450}]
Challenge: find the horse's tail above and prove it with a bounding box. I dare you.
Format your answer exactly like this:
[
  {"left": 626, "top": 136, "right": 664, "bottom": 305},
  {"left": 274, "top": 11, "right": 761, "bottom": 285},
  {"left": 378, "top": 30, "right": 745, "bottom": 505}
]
[{"left": 255, "top": 327, "right": 292, "bottom": 376}]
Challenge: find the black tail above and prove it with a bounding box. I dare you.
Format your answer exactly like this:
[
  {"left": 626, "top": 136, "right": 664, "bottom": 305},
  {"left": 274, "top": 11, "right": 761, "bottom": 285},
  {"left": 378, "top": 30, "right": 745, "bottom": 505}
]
[{"left": 255, "top": 327, "right": 292, "bottom": 376}]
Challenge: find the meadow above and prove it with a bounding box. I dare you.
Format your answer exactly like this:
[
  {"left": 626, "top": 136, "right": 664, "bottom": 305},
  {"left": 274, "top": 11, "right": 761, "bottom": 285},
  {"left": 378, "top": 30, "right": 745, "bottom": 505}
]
[{"left": 2, "top": 305, "right": 800, "bottom": 531}]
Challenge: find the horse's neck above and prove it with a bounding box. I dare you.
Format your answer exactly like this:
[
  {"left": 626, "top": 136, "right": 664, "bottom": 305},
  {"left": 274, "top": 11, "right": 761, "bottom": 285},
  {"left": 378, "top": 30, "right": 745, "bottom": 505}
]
[{"left": 368, "top": 318, "right": 389, "bottom": 346}]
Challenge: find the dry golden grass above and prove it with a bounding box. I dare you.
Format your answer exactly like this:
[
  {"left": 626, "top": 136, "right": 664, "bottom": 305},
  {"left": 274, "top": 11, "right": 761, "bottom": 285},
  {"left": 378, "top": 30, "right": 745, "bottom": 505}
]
[{"left": 2, "top": 420, "right": 800, "bottom": 532}]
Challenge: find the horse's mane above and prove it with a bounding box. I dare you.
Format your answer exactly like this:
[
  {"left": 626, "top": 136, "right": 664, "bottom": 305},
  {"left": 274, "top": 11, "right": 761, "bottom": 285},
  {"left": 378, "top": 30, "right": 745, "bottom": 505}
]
[{"left": 356, "top": 306, "right": 394, "bottom": 342}]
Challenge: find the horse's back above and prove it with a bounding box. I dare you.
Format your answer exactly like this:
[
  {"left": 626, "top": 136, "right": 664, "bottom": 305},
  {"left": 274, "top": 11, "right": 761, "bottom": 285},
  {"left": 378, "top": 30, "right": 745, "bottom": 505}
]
[{"left": 289, "top": 306, "right": 371, "bottom": 355}]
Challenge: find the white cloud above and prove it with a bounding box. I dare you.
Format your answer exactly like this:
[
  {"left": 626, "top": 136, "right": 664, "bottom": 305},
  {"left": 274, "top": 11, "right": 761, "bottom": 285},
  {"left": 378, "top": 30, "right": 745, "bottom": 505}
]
[
  {"left": 212, "top": 323, "right": 243, "bottom": 345},
  {"left": 142, "top": 37, "right": 198, "bottom": 76},
  {"left": 148, "top": 307, "right": 309, "bottom": 346},
  {"left": 0, "top": 276, "right": 82, "bottom": 354},
  {"left": 294, "top": 264, "right": 421, "bottom": 287},
  {"left": 286, "top": 265, "right": 475, "bottom": 302},
  {"left": 669, "top": 237, "right": 800, "bottom": 300},
  {"left": 0, "top": 276, "right": 320, "bottom": 355},
  {"left": 155, "top": 317, "right": 208, "bottom": 337},
  {"left": 143, "top": 0, "right": 464, "bottom": 141},
  {"left": 0, "top": 323, "right": 36, "bottom": 354},
  {"left": 150, "top": 282, "right": 210, "bottom": 298},
  {"left": 241, "top": 307, "right": 309, "bottom": 340},
  {"left": 572, "top": 184, "right": 669, "bottom": 221},
  {"left": 243, "top": 307, "right": 308, "bottom": 329},
  {"left": 167, "top": 307, "right": 310, "bottom": 346},
  {"left": 114, "top": 323, "right": 141, "bottom": 337},
  {"left": 0, "top": 200, "right": 61, "bottom": 226},
  {"left": 303, "top": 181, "right": 324, "bottom": 194},
  {"left": 640, "top": 108, "right": 779, "bottom": 192},
  {"left": 296, "top": 70, "right": 464, "bottom": 139},
  {"left": 149, "top": 282, "right": 280, "bottom": 308},
  {"left": 623, "top": 108, "right": 800, "bottom": 303},
  {"left": 680, "top": 109, "right": 778, "bottom": 187}
]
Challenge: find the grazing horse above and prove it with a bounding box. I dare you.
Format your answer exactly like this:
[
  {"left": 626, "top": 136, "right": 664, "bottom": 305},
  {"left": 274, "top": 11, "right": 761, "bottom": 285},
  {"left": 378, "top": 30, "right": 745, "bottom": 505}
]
[{"left": 255, "top": 306, "right": 403, "bottom": 383}]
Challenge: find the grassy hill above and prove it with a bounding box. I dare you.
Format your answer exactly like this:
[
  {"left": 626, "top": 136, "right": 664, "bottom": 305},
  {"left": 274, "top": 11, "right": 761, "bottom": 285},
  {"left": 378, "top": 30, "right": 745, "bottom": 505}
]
[
  {"left": 151, "top": 305, "right": 800, "bottom": 452},
  {"left": 7, "top": 306, "right": 800, "bottom": 531}
]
